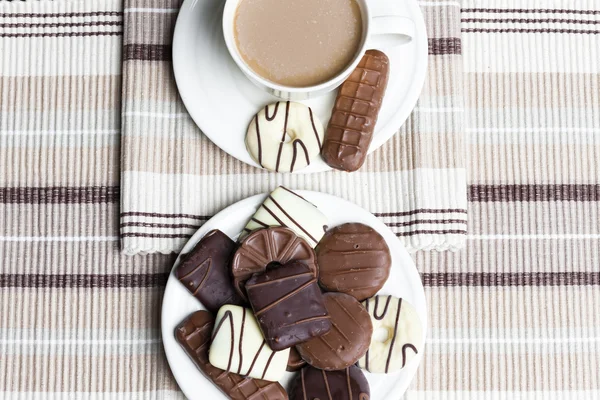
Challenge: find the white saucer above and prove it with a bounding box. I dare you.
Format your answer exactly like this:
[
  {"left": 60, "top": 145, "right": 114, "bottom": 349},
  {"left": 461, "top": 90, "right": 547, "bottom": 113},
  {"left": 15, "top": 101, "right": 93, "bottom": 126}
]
[
  {"left": 172, "top": 0, "right": 428, "bottom": 172},
  {"left": 161, "top": 191, "right": 427, "bottom": 399}
]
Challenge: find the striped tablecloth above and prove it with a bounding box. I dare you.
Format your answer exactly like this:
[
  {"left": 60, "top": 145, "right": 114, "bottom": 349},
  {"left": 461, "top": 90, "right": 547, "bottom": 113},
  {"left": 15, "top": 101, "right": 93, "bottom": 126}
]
[
  {"left": 0, "top": 1, "right": 178, "bottom": 397},
  {"left": 1, "top": 0, "right": 599, "bottom": 399},
  {"left": 411, "top": 1, "right": 600, "bottom": 398}
]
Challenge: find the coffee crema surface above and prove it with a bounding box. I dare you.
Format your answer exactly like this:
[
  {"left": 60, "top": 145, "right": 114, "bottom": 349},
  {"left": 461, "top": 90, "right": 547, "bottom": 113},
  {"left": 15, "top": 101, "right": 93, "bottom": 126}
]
[{"left": 234, "top": 0, "right": 363, "bottom": 87}]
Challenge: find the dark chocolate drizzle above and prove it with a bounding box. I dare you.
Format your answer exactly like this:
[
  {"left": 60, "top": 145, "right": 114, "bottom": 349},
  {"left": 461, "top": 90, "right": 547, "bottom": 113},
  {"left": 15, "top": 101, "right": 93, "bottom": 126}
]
[
  {"left": 261, "top": 351, "right": 276, "bottom": 380},
  {"left": 274, "top": 101, "right": 291, "bottom": 172},
  {"left": 385, "top": 298, "right": 403, "bottom": 373},
  {"left": 279, "top": 186, "right": 314, "bottom": 204},
  {"left": 261, "top": 203, "right": 291, "bottom": 232},
  {"left": 401, "top": 343, "right": 418, "bottom": 368},
  {"left": 265, "top": 102, "right": 280, "bottom": 121},
  {"left": 362, "top": 299, "right": 370, "bottom": 371},
  {"left": 268, "top": 195, "right": 318, "bottom": 244},
  {"left": 237, "top": 308, "right": 246, "bottom": 374},
  {"left": 245, "top": 340, "right": 266, "bottom": 377},
  {"left": 212, "top": 310, "right": 235, "bottom": 372},
  {"left": 254, "top": 116, "right": 263, "bottom": 167},
  {"left": 251, "top": 217, "right": 269, "bottom": 228},
  {"left": 374, "top": 295, "right": 393, "bottom": 320},
  {"left": 290, "top": 139, "right": 310, "bottom": 172},
  {"left": 309, "top": 107, "right": 322, "bottom": 148}
]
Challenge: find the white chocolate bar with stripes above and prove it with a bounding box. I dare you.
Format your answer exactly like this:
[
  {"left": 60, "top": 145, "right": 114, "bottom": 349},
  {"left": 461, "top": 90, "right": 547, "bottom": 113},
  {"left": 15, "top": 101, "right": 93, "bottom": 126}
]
[
  {"left": 240, "top": 186, "right": 328, "bottom": 247},
  {"left": 209, "top": 305, "right": 289, "bottom": 382}
]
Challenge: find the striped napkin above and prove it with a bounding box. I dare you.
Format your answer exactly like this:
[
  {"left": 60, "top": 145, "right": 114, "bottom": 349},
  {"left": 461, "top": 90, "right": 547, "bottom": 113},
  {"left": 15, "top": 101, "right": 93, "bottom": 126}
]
[{"left": 120, "top": 0, "right": 467, "bottom": 255}]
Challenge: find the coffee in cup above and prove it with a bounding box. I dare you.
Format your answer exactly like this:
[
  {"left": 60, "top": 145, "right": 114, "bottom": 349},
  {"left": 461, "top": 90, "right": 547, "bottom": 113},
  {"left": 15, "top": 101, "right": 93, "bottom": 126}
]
[{"left": 234, "top": 0, "right": 363, "bottom": 87}]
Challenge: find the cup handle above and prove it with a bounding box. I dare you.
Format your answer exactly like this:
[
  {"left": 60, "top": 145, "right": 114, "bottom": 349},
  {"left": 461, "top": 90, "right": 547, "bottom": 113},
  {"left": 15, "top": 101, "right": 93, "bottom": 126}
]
[{"left": 368, "top": 15, "right": 415, "bottom": 49}]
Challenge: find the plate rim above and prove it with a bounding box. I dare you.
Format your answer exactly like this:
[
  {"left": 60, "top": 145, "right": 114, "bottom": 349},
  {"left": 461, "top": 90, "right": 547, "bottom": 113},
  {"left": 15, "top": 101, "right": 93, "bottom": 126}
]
[
  {"left": 161, "top": 190, "right": 428, "bottom": 399},
  {"left": 172, "top": 0, "right": 429, "bottom": 173}
]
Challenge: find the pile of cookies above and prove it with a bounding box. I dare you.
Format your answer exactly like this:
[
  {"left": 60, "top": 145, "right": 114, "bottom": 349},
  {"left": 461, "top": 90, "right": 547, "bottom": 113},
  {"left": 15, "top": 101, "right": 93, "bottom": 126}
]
[
  {"left": 245, "top": 50, "right": 389, "bottom": 173},
  {"left": 174, "top": 186, "right": 423, "bottom": 399}
]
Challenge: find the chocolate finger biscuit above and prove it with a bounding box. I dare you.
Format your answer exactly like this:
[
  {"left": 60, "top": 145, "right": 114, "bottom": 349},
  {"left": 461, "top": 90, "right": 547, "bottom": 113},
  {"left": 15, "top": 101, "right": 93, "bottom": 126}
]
[{"left": 321, "top": 50, "right": 390, "bottom": 172}]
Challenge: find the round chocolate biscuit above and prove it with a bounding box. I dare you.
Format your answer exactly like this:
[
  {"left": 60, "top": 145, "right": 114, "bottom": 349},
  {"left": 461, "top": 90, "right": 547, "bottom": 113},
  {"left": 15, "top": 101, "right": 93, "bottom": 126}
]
[
  {"left": 316, "top": 223, "right": 391, "bottom": 301},
  {"left": 231, "top": 227, "right": 317, "bottom": 301},
  {"left": 289, "top": 365, "right": 370, "bottom": 400},
  {"left": 296, "top": 292, "right": 372, "bottom": 370}
]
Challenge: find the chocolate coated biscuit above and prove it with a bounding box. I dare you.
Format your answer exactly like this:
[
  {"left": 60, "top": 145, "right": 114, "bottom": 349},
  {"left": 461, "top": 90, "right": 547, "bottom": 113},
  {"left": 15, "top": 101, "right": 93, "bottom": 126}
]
[
  {"left": 296, "top": 292, "right": 372, "bottom": 370},
  {"left": 289, "top": 365, "right": 370, "bottom": 400},
  {"left": 231, "top": 227, "right": 317, "bottom": 301},
  {"left": 321, "top": 50, "right": 390, "bottom": 172},
  {"left": 316, "top": 223, "right": 391, "bottom": 301},
  {"left": 176, "top": 230, "right": 245, "bottom": 312},
  {"left": 208, "top": 305, "right": 289, "bottom": 382},
  {"left": 240, "top": 186, "right": 328, "bottom": 248},
  {"left": 175, "top": 310, "right": 288, "bottom": 400},
  {"left": 246, "top": 261, "right": 331, "bottom": 350}
]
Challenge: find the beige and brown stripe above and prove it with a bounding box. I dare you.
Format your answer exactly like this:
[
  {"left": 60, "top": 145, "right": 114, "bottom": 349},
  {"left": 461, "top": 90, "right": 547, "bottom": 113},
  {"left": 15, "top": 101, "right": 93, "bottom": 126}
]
[
  {"left": 0, "top": 0, "right": 177, "bottom": 397},
  {"left": 405, "top": 1, "right": 600, "bottom": 397}
]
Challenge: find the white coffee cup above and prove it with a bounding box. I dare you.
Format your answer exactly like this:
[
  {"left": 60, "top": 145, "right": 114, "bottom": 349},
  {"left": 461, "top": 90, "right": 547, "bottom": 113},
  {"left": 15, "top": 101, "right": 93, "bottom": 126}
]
[{"left": 222, "top": 0, "right": 415, "bottom": 100}]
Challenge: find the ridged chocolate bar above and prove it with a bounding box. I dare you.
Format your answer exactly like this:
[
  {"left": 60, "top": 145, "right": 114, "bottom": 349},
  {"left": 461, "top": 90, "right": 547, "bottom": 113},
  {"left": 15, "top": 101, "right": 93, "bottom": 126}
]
[
  {"left": 175, "top": 310, "right": 288, "bottom": 400},
  {"left": 321, "top": 50, "right": 390, "bottom": 172}
]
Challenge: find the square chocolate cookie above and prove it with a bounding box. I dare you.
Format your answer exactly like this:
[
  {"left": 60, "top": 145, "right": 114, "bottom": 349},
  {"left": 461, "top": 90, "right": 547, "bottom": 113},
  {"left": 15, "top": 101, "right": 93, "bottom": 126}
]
[
  {"left": 176, "top": 229, "right": 244, "bottom": 313},
  {"left": 245, "top": 261, "right": 331, "bottom": 351}
]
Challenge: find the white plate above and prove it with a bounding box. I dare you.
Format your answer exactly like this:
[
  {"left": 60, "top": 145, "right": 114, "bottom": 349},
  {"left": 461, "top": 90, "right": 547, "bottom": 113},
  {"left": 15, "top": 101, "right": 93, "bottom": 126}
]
[
  {"left": 161, "top": 191, "right": 427, "bottom": 399},
  {"left": 172, "top": 0, "right": 428, "bottom": 172}
]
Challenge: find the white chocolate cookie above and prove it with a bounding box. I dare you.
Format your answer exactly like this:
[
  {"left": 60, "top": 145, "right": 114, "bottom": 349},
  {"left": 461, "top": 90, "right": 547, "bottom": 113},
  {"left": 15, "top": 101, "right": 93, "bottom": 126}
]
[
  {"left": 357, "top": 295, "right": 423, "bottom": 373},
  {"left": 240, "top": 186, "right": 328, "bottom": 247},
  {"left": 246, "top": 101, "right": 324, "bottom": 172},
  {"left": 209, "top": 305, "right": 289, "bottom": 382}
]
